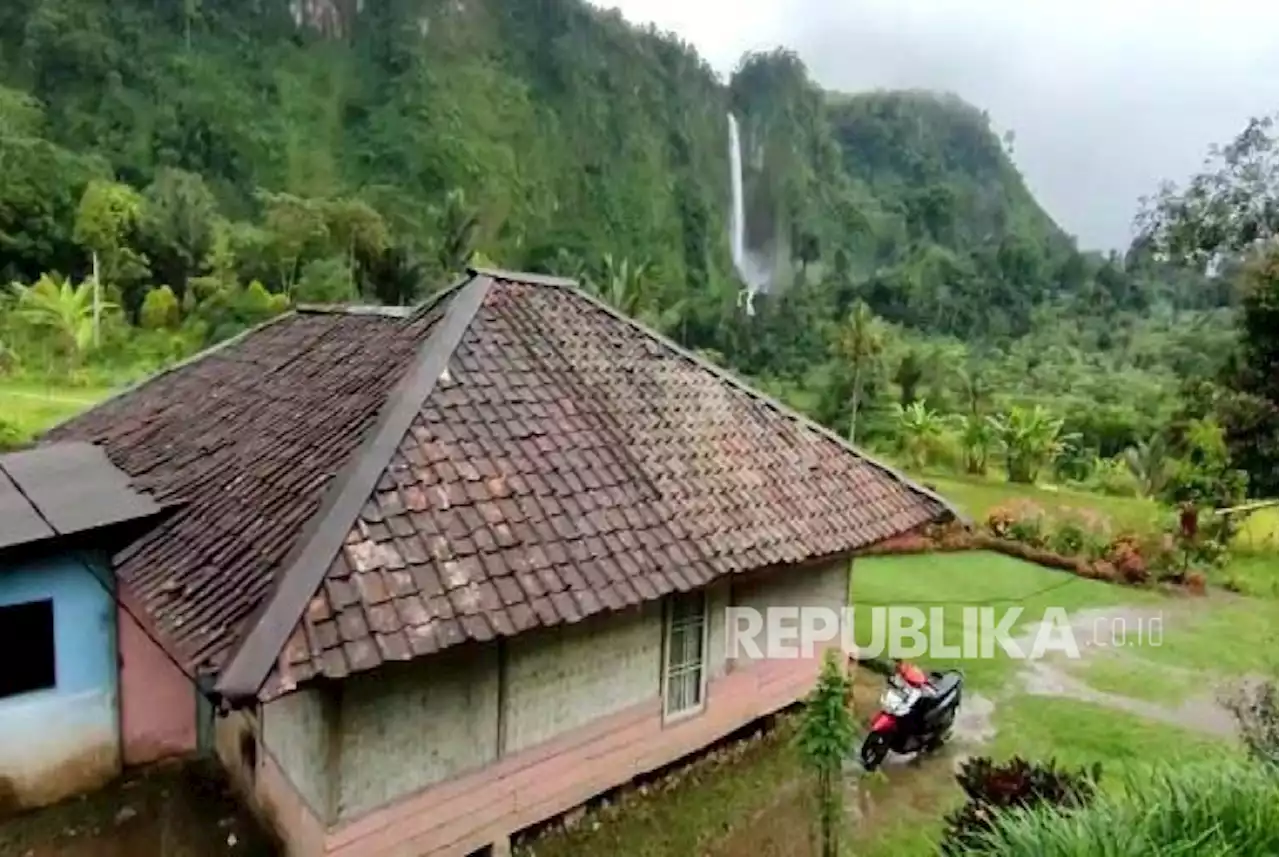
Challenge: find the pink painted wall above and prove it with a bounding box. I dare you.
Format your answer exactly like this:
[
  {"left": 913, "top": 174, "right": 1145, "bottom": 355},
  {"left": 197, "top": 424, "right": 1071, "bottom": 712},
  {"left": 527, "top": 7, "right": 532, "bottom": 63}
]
[{"left": 117, "top": 604, "right": 197, "bottom": 765}]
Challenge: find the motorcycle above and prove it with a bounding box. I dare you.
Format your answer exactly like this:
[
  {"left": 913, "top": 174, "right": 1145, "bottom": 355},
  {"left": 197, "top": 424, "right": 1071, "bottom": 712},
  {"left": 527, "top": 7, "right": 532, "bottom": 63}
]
[{"left": 858, "top": 660, "right": 963, "bottom": 772}]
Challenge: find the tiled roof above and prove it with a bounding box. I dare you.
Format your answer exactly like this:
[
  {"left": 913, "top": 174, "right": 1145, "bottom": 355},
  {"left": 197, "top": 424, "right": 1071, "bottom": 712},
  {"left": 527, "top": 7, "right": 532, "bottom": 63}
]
[
  {"left": 46, "top": 269, "right": 955, "bottom": 704},
  {"left": 45, "top": 302, "right": 451, "bottom": 675}
]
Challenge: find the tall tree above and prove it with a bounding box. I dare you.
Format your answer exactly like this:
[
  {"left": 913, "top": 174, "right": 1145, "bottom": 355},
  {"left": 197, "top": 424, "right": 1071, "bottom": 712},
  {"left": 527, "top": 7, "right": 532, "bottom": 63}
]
[
  {"left": 72, "top": 179, "right": 145, "bottom": 338},
  {"left": 1136, "top": 116, "right": 1280, "bottom": 496},
  {"left": 835, "top": 301, "right": 886, "bottom": 445}
]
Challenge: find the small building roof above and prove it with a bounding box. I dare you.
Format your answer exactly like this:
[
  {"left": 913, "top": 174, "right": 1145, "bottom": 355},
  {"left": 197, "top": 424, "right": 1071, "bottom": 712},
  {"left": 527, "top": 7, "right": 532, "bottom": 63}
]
[
  {"left": 0, "top": 441, "right": 162, "bottom": 553},
  {"left": 47, "top": 269, "right": 960, "bottom": 706}
]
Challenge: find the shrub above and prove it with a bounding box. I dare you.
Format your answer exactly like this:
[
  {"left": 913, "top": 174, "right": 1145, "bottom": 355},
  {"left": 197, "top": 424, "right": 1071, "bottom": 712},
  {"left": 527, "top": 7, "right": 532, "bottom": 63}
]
[
  {"left": 1105, "top": 535, "right": 1149, "bottom": 584},
  {"left": 1222, "top": 680, "right": 1279, "bottom": 768},
  {"left": 956, "top": 758, "right": 1278, "bottom": 856},
  {"left": 1047, "top": 516, "right": 1086, "bottom": 557},
  {"left": 986, "top": 507, "right": 1017, "bottom": 539},
  {"left": 940, "top": 756, "right": 1100, "bottom": 855},
  {"left": 1046, "top": 508, "right": 1111, "bottom": 560},
  {"left": 1084, "top": 456, "right": 1140, "bottom": 497},
  {"left": 139, "top": 285, "right": 181, "bottom": 330},
  {"left": 1137, "top": 531, "right": 1180, "bottom": 574},
  {"left": 987, "top": 501, "right": 1047, "bottom": 547}
]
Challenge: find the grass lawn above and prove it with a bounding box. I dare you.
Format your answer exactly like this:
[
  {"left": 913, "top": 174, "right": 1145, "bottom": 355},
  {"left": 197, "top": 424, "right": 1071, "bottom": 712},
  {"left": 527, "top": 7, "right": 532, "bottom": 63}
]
[
  {"left": 991, "top": 695, "right": 1234, "bottom": 770},
  {"left": 847, "top": 552, "right": 1166, "bottom": 693},
  {"left": 1069, "top": 654, "right": 1206, "bottom": 706},
  {"left": 0, "top": 379, "right": 115, "bottom": 439}
]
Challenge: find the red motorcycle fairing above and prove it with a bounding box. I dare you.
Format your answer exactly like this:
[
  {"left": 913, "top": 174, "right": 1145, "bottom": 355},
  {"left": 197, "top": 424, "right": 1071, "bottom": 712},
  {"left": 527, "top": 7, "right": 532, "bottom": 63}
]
[
  {"left": 869, "top": 712, "right": 897, "bottom": 732},
  {"left": 897, "top": 661, "right": 928, "bottom": 687}
]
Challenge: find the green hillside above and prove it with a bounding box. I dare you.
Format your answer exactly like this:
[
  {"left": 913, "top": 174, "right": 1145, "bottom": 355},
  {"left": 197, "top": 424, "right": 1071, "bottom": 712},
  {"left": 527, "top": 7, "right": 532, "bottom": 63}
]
[{"left": 2, "top": 0, "right": 1271, "bottom": 502}]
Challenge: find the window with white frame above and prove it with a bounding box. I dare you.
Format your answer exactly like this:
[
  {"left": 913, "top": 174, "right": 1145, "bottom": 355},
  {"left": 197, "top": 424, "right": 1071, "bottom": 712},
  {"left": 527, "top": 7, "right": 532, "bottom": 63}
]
[{"left": 663, "top": 590, "right": 708, "bottom": 718}]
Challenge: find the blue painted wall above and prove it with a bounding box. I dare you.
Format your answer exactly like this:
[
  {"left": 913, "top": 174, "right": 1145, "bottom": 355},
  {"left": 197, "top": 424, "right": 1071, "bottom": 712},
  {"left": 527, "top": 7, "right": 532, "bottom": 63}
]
[{"left": 0, "top": 552, "right": 120, "bottom": 808}]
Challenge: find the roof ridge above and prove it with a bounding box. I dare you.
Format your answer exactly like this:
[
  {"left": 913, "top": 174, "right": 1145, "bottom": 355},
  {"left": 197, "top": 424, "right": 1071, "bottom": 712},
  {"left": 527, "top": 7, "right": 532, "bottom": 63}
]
[
  {"left": 212, "top": 273, "right": 494, "bottom": 706},
  {"left": 468, "top": 266, "right": 577, "bottom": 287},
  {"left": 524, "top": 273, "right": 967, "bottom": 525},
  {"left": 295, "top": 303, "right": 418, "bottom": 318}
]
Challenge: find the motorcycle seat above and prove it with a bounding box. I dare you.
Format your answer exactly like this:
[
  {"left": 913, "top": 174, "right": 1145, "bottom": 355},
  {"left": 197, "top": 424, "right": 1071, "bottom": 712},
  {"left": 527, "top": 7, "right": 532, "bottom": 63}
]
[{"left": 928, "top": 671, "right": 962, "bottom": 697}]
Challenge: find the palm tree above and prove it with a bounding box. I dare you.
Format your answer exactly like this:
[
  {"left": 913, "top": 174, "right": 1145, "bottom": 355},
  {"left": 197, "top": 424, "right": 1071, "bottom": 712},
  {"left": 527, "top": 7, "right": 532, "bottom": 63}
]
[
  {"left": 10, "top": 275, "right": 114, "bottom": 364},
  {"left": 893, "top": 401, "right": 949, "bottom": 472},
  {"left": 1122, "top": 434, "right": 1170, "bottom": 498},
  {"left": 987, "top": 405, "right": 1070, "bottom": 484},
  {"left": 835, "top": 301, "right": 886, "bottom": 445}
]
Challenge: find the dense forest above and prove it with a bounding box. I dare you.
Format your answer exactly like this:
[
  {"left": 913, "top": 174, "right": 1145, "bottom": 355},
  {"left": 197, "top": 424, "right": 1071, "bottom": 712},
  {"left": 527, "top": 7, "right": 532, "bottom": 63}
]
[{"left": 0, "top": 0, "right": 1275, "bottom": 504}]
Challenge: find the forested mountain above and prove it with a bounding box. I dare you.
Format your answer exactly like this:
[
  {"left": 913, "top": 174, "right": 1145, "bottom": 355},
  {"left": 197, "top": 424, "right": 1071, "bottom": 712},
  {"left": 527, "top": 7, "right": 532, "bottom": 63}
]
[
  {"left": 1, "top": 0, "right": 1272, "bottom": 498},
  {"left": 0, "top": 0, "right": 1107, "bottom": 319}
]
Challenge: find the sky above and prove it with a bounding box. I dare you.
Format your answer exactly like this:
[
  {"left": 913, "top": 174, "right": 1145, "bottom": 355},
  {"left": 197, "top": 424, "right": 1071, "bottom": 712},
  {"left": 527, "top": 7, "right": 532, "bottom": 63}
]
[{"left": 589, "top": 0, "right": 1280, "bottom": 251}]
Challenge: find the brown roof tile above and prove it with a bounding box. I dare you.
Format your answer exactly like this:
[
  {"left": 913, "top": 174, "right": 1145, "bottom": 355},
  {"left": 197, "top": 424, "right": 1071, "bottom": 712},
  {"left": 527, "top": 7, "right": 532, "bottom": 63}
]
[{"left": 45, "top": 269, "right": 956, "bottom": 705}]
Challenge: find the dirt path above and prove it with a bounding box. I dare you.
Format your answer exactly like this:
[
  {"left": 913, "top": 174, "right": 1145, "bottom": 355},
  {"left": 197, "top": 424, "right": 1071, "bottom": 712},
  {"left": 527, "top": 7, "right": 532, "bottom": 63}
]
[{"left": 1012, "top": 606, "right": 1242, "bottom": 737}]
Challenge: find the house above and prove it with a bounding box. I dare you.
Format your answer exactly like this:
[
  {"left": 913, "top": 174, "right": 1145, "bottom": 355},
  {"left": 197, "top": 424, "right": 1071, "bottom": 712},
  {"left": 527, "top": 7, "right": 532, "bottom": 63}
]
[
  {"left": 42, "top": 268, "right": 956, "bottom": 855},
  {"left": 0, "top": 441, "right": 175, "bottom": 811}
]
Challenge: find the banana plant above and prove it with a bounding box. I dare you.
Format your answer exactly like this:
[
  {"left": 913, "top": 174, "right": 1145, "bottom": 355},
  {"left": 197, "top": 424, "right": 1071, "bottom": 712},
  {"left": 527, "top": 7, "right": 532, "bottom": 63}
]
[
  {"left": 893, "top": 401, "right": 951, "bottom": 472},
  {"left": 987, "top": 405, "right": 1072, "bottom": 484},
  {"left": 1123, "top": 434, "right": 1170, "bottom": 498},
  {"left": 10, "top": 274, "right": 116, "bottom": 363}
]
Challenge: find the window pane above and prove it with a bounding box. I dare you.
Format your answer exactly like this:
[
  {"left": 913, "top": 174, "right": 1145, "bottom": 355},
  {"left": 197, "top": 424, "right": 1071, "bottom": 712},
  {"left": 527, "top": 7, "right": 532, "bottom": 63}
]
[
  {"left": 680, "top": 670, "right": 701, "bottom": 709},
  {"left": 666, "top": 671, "right": 686, "bottom": 713},
  {"left": 669, "top": 624, "right": 691, "bottom": 669},
  {"left": 0, "top": 600, "right": 55, "bottom": 698},
  {"left": 664, "top": 590, "right": 707, "bottom": 716},
  {"left": 681, "top": 618, "right": 704, "bottom": 664},
  {"left": 671, "top": 591, "right": 705, "bottom": 623}
]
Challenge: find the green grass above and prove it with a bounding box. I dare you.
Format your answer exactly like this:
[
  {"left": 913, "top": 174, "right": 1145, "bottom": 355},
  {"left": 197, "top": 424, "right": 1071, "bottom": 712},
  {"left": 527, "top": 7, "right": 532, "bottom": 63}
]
[
  {"left": 1212, "top": 552, "right": 1278, "bottom": 597},
  {"left": 850, "top": 552, "right": 1164, "bottom": 692},
  {"left": 993, "top": 695, "right": 1233, "bottom": 770},
  {"left": 514, "top": 721, "right": 806, "bottom": 857},
  {"left": 0, "top": 380, "right": 114, "bottom": 438},
  {"left": 1124, "top": 591, "right": 1279, "bottom": 676},
  {"left": 1070, "top": 655, "right": 1205, "bottom": 706}
]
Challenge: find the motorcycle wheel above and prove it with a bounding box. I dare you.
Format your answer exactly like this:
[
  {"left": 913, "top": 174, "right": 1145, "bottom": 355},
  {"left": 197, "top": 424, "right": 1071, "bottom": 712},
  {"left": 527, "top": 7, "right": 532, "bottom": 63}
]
[{"left": 860, "top": 732, "right": 890, "bottom": 771}]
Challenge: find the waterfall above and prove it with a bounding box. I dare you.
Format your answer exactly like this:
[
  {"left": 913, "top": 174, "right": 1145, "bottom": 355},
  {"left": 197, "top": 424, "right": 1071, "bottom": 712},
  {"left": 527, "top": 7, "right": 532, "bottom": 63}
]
[
  {"left": 728, "top": 113, "right": 747, "bottom": 274},
  {"left": 727, "top": 113, "right": 769, "bottom": 316}
]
